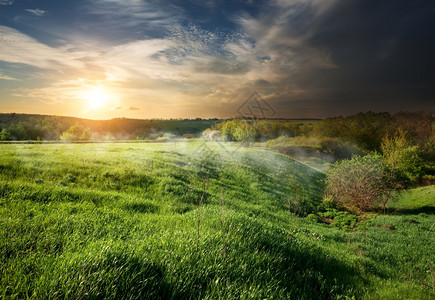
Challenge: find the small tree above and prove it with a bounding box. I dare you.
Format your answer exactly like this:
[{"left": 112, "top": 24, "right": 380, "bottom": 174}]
[
  {"left": 60, "top": 122, "right": 89, "bottom": 142},
  {"left": 0, "top": 128, "right": 12, "bottom": 141},
  {"left": 215, "top": 119, "right": 256, "bottom": 145},
  {"left": 9, "top": 122, "right": 29, "bottom": 140},
  {"left": 381, "top": 130, "right": 423, "bottom": 186},
  {"left": 326, "top": 154, "right": 394, "bottom": 214},
  {"left": 232, "top": 121, "right": 256, "bottom": 146}
]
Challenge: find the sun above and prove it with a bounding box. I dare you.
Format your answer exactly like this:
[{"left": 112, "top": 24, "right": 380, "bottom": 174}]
[{"left": 82, "top": 86, "right": 109, "bottom": 109}]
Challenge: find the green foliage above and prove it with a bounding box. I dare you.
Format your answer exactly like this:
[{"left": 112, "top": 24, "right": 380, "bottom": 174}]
[
  {"left": 313, "top": 112, "right": 392, "bottom": 151},
  {"left": 0, "top": 128, "right": 12, "bottom": 141},
  {"left": 7, "top": 122, "right": 29, "bottom": 140},
  {"left": 313, "top": 198, "right": 376, "bottom": 231},
  {"left": 215, "top": 119, "right": 319, "bottom": 142},
  {"left": 313, "top": 111, "right": 432, "bottom": 152},
  {"left": 305, "top": 213, "right": 319, "bottom": 223},
  {"left": 318, "top": 209, "right": 360, "bottom": 230},
  {"left": 213, "top": 112, "right": 431, "bottom": 178},
  {"left": 60, "top": 122, "right": 90, "bottom": 142},
  {"left": 381, "top": 130, "right": 424, "bottom": 186},
  {"left": 326, "top": 154, "right": 393, "bottom": 214},
  {"left": 216, "top": 119, "right": 257, "bottom": 144},
  {"left": 232, "top": 121, "right": 256, "bottom": 145},
  {"left": 0, "top": 113, "right": 221, "bottom": 141}
]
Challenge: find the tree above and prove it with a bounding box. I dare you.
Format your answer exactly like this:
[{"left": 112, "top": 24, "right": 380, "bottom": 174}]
[
  {"left": 8, "top": 122, "right": 29, "bottom": 140},
  {"left": 232, "top": 121, "right": 256, "bottom": 146},
  {"left": 392, "top": 111, "right": 432, "bottom": 145},
  {"left": 325, "top": 154, "right": 394, "bottom": 214},
  {"left": 60, "top": 122, "right": 90, "bottom": 142},
  {"left": 313, "top": 112, "right": 392, "bottom": 151},
  {"left": 215, "top": 119, "right": 256, "bottom": 145},
  {"left": 0, "top": 128, "right": 12, "bottom": 141},
  {"left": 381, "top": 130, "right": 423, "bottom": 186}
]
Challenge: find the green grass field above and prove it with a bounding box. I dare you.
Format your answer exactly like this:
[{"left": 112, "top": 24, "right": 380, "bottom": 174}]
[{"left": 0, "top": 142, "right": 434, "bottom": 299}]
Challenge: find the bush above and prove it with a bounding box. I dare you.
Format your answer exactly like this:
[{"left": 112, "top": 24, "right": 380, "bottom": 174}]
[
  {"left": 326, "top": 154, "right": 394, "bottom": 214},
  {"left": 381, "top": 130, "right": 423, "bottom": 186},
  {"left": 0, "top": 128, "right": 12, "bottom": 141},
  {"left": 318, "top": 209, "right": 360, "bottom": 230},
  {"left": 60, "top": 123, "right": 90, "bottom": 142},
  {"left": 305, "top": 213, "right": 319, "bottom": 223}
]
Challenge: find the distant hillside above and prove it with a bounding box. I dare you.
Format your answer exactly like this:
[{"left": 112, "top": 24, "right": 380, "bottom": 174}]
[
  {"left": 0, "top": 113, "right": 222, "bottom": 140},
  {"left": 0, "top": 112, "right": 432, "bottom": 150}
]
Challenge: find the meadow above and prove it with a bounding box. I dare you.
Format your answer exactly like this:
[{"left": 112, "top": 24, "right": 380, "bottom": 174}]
[{"left": 0, "top": 142, "right": 434, "bottom": 299}]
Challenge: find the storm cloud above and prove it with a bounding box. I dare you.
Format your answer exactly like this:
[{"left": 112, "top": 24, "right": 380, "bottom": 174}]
[{"left": 0, "top": 0, "right": 433, "bottom": 118}]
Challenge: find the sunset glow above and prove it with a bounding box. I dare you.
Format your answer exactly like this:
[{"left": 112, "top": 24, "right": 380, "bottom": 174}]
[{"left": 81, "top": 86, "right": 110, "bottom": 110}]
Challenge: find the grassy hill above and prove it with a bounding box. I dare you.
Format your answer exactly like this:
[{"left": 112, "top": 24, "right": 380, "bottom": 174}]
[{"left": 0, "top": 142, "right": 434, "bottom": 299}]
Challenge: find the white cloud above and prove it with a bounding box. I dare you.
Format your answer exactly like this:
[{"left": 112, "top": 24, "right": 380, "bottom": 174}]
[
  {"left": 0, "top": 26, "right": 104, "bottom": 77},
  {"left": 25, "top": 9, "right": 47, "bottom": 16},
  {"left": 0, "top": 0, "right": 14, "bottom": 5}
]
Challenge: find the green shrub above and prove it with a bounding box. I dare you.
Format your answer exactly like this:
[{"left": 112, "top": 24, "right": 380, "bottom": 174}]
[
  {"left": 326, "top": 154, "right": 394, "bottom": 214},
  {"left": 381, "top": 129, "right": 423, "bottom": 186},
  {"left": 305, "top": 213, "right": 319, "bottom": 223},
  {"left": 319, "top": 209, "right": 360, "bottom": 230},
  {"left": 0, "top": 128, "right": 12, "bottom": 141},
  {"left": 60, "top": 123, "right": 90, "bottom": 142}
]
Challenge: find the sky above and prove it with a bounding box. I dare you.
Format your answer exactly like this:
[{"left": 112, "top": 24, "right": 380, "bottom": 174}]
[{"left": 0, "top": 0, "right": 434, "bottom": 119}]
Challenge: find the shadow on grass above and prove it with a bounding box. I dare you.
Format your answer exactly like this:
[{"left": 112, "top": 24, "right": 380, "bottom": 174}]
[
  {"left": 44, "top": 250, "right": 182, "bottom": 300},
  {"left": 178, "top": 214, "right": 365, "bottom": 299},
  {"left": 391, "top": 206, "right": 435, "bottom": 215},
  {"left": 231, "top": 216, "right": 363, "bottom": 298}
]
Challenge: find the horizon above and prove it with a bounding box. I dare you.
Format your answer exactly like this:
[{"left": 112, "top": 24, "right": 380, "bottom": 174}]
[
  {"left": 1, "top": 0, "right": 434, "bottom": 119},
  {"left": 0, "top": 111, "right": 323, "bottom": 121},
  {"left": 2, "top": 110, "right": 433, "bottom": 122}
]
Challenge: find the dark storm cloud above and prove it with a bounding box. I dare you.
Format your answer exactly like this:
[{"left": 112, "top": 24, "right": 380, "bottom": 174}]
[
  {"left": 279, "top": 0, "right": 435, "bottom": 114},
  {"left": 307, "top": 0, "right": 434, "bottom": 87},
  {"left": 227, "top": 0, "right": 434, "bottom": 116}
]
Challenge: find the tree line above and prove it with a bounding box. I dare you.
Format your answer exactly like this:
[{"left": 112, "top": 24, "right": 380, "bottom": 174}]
[
  {"left": 213, "top": 111, "right": 433, "bottom": 152},
  {"left": 0, "top": 114, "right": 218, "bottom": 141}
]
